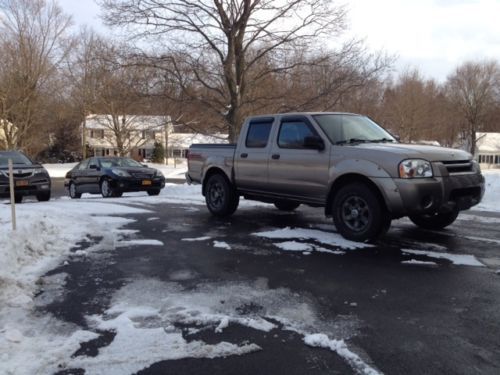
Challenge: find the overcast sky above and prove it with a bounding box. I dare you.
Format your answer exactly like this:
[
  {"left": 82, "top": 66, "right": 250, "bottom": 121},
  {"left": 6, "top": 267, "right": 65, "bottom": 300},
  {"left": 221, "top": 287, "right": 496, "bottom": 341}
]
[{"left": 59, "top": 0, "right": 500, "bottom": 82}]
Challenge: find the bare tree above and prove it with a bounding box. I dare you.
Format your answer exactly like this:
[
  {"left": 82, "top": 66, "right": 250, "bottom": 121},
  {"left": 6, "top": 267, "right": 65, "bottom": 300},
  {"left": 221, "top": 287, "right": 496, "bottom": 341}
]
[
  {"left": 0, "top": 0, "right": 73, "bottom": 152},
  {"left": 446, "top": 60, "right": 500, "bottom": 154},
  {"left": 100, "top": 0, "right": 355, "bottom": 141}
]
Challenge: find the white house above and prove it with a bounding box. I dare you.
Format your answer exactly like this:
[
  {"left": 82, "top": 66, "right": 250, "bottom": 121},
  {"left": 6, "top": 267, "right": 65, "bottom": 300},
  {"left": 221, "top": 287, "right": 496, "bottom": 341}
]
[
  {"left": 476, "top": 132, "right": 500, "bottom": 169},
  {"left": 83, "top": 114, "right": 227, "bottom": 161}
]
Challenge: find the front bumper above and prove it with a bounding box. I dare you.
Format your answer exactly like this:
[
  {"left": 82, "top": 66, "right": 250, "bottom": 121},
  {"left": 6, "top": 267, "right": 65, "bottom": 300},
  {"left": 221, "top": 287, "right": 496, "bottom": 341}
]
[
  {"left": 0, "top": 177, "right": 51, "bottom": 197},
  {"left": 390, "top": 172, "right": 485, "bottom": 217},
  {"left": 110, "top": 177, "right": 166, "bottom": 192}
]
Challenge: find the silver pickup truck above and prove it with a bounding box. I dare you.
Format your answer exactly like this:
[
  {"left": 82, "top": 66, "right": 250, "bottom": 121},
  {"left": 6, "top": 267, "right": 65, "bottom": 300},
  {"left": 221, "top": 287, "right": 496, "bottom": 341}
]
[{"left": 186, "top": 112, "right": 485, "bottom": 242}]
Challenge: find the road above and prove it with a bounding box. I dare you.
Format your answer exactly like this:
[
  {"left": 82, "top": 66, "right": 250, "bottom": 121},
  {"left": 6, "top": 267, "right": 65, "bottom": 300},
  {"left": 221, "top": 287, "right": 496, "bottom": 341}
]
[{"left": 35, "top": 192, "right": 500, "bottom": 375}]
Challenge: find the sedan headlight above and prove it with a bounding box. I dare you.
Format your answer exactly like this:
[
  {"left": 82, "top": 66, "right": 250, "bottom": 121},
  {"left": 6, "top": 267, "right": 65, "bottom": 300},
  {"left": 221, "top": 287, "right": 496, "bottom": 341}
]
[
  {"left": 155, "top": 170, "right": 164, "bottom": 178},
  {"left": 111, "top": 168, "right": 131, "bottom": 177},
  {"left": 399, "top": 159, "right": 433, "bottom": 178}
]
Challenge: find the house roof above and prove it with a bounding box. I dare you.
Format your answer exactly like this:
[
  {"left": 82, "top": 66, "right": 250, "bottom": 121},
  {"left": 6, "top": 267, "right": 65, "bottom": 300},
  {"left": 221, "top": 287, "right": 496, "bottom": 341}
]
[
  {"left": 85, "top": 114, "right": 172, "bottom": 130},
  {"left": 476, "top": 132, "right": 500, "bottom": 153},
  {"left": 168, "top": 133, "right": 228, "bottom": 148}
]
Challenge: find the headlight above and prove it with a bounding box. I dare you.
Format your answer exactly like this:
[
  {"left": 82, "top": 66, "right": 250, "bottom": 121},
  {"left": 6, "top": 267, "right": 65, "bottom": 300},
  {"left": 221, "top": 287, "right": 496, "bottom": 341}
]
[
  {"left": 34, "top": 168, "right": 48, "bottom": 175},
  {"left": 111, "top": 168, "right": 131, "bottom": 177},
  {"left": 399, "top": 159, "right": 433, "bottom": 178},
  {"left": 155, "top": 170, "right": 164, "bottom": 178},
  {"left": 472, "top": 160, "right": 481, "bottom": 173}
]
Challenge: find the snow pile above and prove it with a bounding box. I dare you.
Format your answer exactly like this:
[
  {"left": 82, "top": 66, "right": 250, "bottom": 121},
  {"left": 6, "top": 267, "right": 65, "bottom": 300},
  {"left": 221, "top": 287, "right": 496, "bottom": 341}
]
[
  {"left": 42, "top": 162, "right": 77, "bottom": 178},
  {"left": 476, "top": 170, "right": 500, "bottom": 212},
  {"left": 0, "top": 200, "right": 151, "bottom": 375}
]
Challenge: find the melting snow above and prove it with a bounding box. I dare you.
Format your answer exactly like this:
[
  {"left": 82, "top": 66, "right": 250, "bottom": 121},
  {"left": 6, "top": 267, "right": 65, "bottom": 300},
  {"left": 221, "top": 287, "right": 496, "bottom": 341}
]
[{"left": 402, "top": 249, "right": 484, "bottom": 267}]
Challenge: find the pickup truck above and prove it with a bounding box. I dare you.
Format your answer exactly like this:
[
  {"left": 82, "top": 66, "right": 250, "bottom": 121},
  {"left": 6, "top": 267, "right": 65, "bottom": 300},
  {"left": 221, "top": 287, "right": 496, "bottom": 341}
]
[{"left": 186, "top": 112, "right": 485, "bottom": 242}]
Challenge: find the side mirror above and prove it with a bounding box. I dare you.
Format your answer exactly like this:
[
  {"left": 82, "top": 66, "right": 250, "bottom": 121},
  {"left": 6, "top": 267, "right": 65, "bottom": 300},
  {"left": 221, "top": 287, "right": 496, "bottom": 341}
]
[
  {"left": 142, "top": 164, "right": 148, "bottom": 168},
  {"left": 303, "top": 136, "right": 325, "bottom": 151},
  {"left": 89, "top": 164, "right": 100, "bottom": 171}
]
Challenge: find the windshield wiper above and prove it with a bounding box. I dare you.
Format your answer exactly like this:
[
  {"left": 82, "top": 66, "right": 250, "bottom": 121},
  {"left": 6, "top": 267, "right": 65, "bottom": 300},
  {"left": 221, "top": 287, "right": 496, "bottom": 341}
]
[
  {"left": 335, "top": 138, "right": 368, "bottom": 145},
  {"left": 368, "top": 138, "right": 395, "bottom": 143}
]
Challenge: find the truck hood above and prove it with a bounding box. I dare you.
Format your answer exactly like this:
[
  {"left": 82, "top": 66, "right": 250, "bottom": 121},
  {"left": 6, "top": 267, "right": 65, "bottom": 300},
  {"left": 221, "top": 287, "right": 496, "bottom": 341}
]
[{"left": 354, "top": 143, "right": 472, "bottom": 162}]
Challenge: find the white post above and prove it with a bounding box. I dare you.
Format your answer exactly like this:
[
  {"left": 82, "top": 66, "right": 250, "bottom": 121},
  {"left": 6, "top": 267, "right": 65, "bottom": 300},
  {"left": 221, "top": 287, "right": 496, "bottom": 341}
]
[{"left": 8, "top": 159, "right": 16, "bottom": 231}]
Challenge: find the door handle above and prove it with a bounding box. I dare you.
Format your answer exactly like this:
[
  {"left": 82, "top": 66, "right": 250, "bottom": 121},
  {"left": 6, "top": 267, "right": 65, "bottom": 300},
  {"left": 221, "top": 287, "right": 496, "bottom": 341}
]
[
  {"left": 240, "top": 153, "right": 248, "bottom": 158},
  {"left": 272, "top": 154, "right": 280, "bottom": 160}
]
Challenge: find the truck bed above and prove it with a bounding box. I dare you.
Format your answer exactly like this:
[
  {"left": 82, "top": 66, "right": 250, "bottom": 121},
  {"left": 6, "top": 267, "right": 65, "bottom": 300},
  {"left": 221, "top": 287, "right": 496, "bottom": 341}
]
[{"left": 186, "top": 144, "right": 236, "bottom": 184}]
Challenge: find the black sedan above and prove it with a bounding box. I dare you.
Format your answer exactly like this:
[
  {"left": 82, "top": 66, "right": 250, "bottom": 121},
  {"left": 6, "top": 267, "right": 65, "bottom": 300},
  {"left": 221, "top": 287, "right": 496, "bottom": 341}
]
[
  {"left": 64, "top": 157, "right": 166, "bottom": 198},
  {"left": 0, "top": 150, "right": 51, "bottom": 203}
]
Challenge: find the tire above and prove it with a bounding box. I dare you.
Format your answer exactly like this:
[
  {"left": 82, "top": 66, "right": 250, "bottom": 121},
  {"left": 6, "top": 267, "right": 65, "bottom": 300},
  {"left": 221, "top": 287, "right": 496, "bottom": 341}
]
[
  {"left": 409, "top": 208, "right": 459, "bottom": 230},
  {"left": 274, "top": 200, "right": 301, "bottom": 211},
  {"left": 147, "top": 189, "right": 161, "bottom": 196},
  {"left": 14, "top": 194, "right": 22, "bottom": 204},
  {"left": 205, "top": 173, "right": 239, "bottom": 217},
  {"left": 36, "top": 191, "right": 51, "bottom": 202},
  {"left": 69, "top": 182, "right": 81, "bottom": 199},
  {"left": 332, "top": 183, "right": 389, "bottom": 242},
  {"left": 100, "top": 178, "right": 116, "bottom": 198}
]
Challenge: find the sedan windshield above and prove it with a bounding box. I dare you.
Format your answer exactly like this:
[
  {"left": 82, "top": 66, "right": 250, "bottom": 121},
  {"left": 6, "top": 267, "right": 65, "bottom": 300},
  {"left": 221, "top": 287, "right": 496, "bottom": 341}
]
[
  {"left": 99, "top": 157, "right": 144, "bottom": 168},
  {"left": 313, "top": 114, "right": 396, "bottom": 145},
  {"left": 0, "top": 152, "right": 33, "bottom": 166}
]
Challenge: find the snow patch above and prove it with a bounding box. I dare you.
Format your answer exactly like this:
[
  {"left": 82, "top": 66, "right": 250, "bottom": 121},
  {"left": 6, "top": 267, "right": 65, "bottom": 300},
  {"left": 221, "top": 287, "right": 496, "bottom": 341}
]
[
  {"left": 181, "top": 236, "right": 212, "bottom": 242},
  {"left": 274, "top": 241, "right": 313, "bottom": 252},
  {"left": 213, "top": 241, "right": 231, "bottom": 250},
  {"left": 254, "top": 227, "right": 372, "bottom": 250},
  {"left": 115, "top": 239, "right": 164, "bottom": 247},
  {"left": 402, "top": 259, "right": 439, "bottom": 267},
  {"left": 402, "top": 249, "right": 484, "bottom": 267},
  {"left": 304, "top": 333, "right": 381, "bottom": 375}
]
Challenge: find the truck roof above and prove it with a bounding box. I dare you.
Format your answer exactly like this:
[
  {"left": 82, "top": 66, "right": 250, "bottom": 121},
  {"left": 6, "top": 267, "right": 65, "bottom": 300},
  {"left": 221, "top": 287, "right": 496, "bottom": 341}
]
[{"left": 248, "top": 111, "right": 363, "bottom": 118}]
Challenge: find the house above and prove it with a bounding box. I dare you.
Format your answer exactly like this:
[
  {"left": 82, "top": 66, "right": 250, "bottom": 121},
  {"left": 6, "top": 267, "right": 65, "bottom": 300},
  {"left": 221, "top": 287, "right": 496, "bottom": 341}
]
[
  {"left": 84, "top": 114, "right": 174, "bottom": 160},
  {"left": 83, "top": 114, "right": 227, "bottom": 161},
  {"left": 476, "top": 132, "right": 500, "bottom": 169}
]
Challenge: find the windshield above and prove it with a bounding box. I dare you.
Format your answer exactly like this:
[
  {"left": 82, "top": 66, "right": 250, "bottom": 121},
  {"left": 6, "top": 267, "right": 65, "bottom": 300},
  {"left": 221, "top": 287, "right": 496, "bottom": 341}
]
[
  {"left": 0, "top": 152, "right": 33, "bottom": 166},
  {"left": 313, "top": 114, "right": 396, "bottom": 145},
  {"left": 99, "top": 157, "right": 144, "bottom": 168}
]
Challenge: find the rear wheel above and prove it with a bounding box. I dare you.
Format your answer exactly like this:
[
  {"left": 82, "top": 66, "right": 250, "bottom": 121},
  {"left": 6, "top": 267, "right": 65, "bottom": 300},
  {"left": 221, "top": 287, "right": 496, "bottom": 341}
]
[
  {"left": 274, "top": 200, "right": 300, "bottom": 211},
  {"left": 332, "top": 183, "right": 389, "bottom": 242},
  {"left": 205, "top": 174, "right": 239, "bottom": 217},
  {"left": 409, "top": 208, "right": 459, "bottom": 230},
  {"left": 36, "top": 191, "right": 51, "bottom": 202},
  {"left": 147, "top": 189, "right": 161, "bottom": 196},
  {"left": 69, "top": 182, "right": 81, "bottom": 199}
]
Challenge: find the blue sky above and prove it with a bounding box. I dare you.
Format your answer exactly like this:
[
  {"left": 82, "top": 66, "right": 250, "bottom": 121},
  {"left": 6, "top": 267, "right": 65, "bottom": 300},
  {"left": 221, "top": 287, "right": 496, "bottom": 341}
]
[{"left": 59, "top": 0, "right": 500, "bottom": 82}]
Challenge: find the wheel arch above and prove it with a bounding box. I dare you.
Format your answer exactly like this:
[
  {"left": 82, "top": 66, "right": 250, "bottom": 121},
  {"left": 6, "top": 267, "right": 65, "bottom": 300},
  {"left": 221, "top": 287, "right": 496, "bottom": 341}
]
[
  {"left": 202, "top": 167, "right": 233, "bottom": 196},
  {"left": 325, "top": 173, "right": 388, "bottom": 216}
]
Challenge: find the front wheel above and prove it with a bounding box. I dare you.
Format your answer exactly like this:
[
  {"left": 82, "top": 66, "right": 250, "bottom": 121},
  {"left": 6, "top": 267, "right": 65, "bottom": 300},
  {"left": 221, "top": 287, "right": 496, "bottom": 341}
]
[
  {"left": 332, "top": 183, "right": 389, "bottom": 242},
  {"left": 36, "top": 191, "right": 51, "bottom": 202},
  {"left": 100, "top": 178, "right": 116, "bottom": 198},
  {"left": 409, "top": 208, "right": 459, "bottom": 230},
  {"left": 205, "top": 174, "right": 239, "bottom": 217},
  {"left": 69, "top": 182, "right": 81, "bottom": 199},
  {"left": 147, "top": 189, "right": 161, "bottom": 196}
]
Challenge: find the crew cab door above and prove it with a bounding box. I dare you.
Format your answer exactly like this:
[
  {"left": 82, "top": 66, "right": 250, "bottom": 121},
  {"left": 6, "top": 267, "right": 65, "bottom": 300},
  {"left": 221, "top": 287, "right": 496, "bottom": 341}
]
[
  {"left": 234, "top": 117, "right": 275, "bottom": 192},
  {"left": 268, "top": 115, "right": 330, "bottom": 202}
]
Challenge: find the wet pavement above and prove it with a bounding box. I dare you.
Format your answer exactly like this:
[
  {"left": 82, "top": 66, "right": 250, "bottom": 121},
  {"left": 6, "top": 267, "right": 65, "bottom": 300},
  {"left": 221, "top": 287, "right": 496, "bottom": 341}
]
[{"left": 38, "top": 200, "right": 500, "bottom": 374}]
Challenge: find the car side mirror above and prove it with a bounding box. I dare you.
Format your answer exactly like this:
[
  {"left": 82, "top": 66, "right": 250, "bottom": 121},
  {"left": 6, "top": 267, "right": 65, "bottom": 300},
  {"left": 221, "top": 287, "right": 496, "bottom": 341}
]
[
  {"left": 89, "top": 164, "right": 100, "bottom": 171},
  {"left": 142, "top": 164, "right": 148, "bottom": 168},
  {"left": 304, "top": 136, "right": 325, "bottom": 151}
]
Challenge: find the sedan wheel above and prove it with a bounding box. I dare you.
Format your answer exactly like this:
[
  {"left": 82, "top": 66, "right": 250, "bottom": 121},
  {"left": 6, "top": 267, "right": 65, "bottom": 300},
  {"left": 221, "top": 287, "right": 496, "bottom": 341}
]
[
  {"left": 100, "top": 179, "right": 114, "bottom": 198},
  {"left": 69, "top": 182, "right": 81, "bottom": 199}
]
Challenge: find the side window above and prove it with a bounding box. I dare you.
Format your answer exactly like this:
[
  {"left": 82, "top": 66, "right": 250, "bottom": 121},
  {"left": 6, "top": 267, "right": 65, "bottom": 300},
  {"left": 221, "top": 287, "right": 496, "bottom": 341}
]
[
  {"left": 245, "top": 120, "right": 273, "bottom": 148},
  {"left": 278, "top": 121, "right": 316, "bottom": 149},
  {"left": 77, "top": 159, "right": 89, "bottom": 170},
  {"left": 88, "top": 158, "right": 98, "bottom": 168}
]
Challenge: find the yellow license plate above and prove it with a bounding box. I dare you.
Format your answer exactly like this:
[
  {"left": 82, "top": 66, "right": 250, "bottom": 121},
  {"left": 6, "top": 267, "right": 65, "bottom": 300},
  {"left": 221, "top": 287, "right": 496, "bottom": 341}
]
[
  {"left": 142, "top": 180, "right": 152, "bottom": 186},
  {"left": 15, "top": 180, "right": 29, "bottom": 187}
]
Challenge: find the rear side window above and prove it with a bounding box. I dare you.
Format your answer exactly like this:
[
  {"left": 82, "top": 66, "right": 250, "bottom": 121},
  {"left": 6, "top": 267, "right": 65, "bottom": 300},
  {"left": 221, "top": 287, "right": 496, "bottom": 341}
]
[
  {"left": 245, "top": 120, "right": 273, "bottom": 148},
  {"left": 77, "top": 159, "right": 89, "bottom": 170}
]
